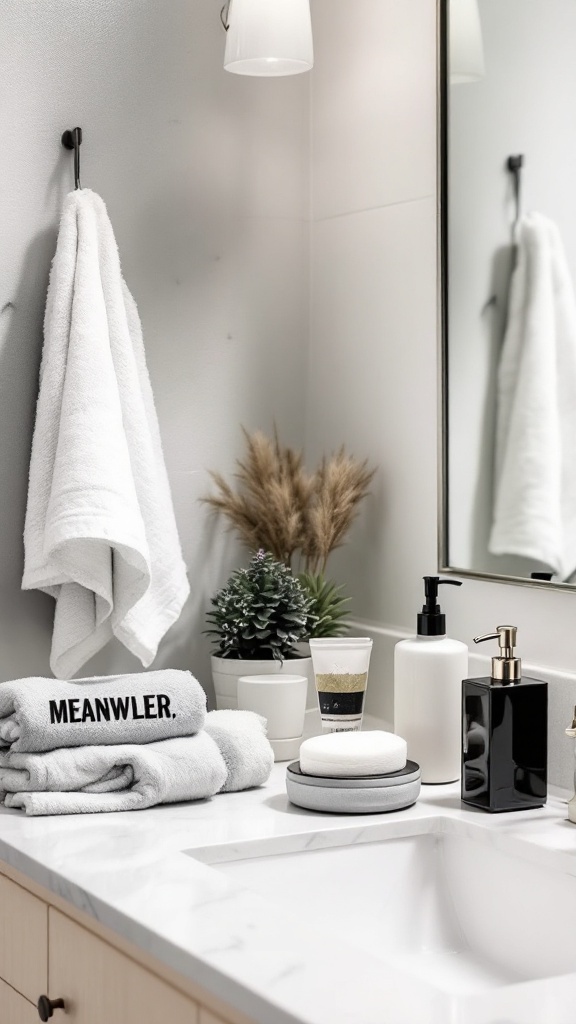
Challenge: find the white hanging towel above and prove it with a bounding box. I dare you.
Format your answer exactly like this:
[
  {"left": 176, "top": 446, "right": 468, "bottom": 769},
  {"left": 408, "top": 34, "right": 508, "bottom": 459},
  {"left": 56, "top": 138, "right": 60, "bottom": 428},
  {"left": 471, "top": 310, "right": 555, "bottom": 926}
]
[
  {"left": 489, "top": 213, "right": 576, "bottom": 579},
  {"left": 23, "top": 190, "right": 190, "bottom": 678}
]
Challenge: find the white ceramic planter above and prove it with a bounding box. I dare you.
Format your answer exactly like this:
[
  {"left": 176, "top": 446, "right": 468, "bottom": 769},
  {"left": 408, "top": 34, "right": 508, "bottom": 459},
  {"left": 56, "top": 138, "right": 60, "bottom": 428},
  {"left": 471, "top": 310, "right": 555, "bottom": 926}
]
[
  {"left": 211, "top": 655, "right": 313, "bottom": 710},
  {"left": 238, "top": 674, "right": 308, "bottom": 762}
]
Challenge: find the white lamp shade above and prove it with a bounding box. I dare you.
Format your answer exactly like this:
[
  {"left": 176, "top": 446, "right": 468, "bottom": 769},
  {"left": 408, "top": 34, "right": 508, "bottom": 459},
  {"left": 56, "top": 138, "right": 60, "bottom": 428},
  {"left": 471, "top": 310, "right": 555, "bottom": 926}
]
[
  {"left": 224, "top": 0, "right": 314, "bottom": 77},
  {"left": 450, "top": 0, "right": 485, "bottom": 84}
]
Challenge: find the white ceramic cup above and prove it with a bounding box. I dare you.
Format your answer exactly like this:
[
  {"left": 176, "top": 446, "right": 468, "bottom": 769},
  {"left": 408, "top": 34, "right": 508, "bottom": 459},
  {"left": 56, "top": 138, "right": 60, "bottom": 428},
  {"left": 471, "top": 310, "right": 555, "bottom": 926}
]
[{"left": 238, "top": 674, "right": 308, "bottom": 762}]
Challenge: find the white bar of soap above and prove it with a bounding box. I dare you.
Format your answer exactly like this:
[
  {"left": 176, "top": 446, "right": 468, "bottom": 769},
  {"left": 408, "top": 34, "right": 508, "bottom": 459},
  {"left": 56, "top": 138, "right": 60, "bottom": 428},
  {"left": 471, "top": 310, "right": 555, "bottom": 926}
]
[{"left": 299, "top": 731, "right": 407, "bottom": 778}]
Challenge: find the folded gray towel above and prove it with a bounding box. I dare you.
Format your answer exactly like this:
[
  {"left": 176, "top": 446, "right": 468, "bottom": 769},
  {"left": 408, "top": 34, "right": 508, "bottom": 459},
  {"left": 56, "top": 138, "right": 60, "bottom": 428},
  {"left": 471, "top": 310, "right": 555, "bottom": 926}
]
[
  {"left": 1, "top": 733, "right": 227, "bottom": 815},
  {"left": 204, "top": 710, "right": 274, "bottom": 792},
  {"left": 0, "top": 710, "right": 273, "bottom": 816},
  {"left": 0, "top": 670, "right": 206, "bottom": 753}
]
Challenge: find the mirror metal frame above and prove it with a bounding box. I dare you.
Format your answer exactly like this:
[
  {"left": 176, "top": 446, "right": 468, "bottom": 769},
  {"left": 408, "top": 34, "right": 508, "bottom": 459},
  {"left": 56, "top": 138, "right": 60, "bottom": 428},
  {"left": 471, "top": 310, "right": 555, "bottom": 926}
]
[{"left": 436, "top": 0, "right": 572, "bottom": 593}]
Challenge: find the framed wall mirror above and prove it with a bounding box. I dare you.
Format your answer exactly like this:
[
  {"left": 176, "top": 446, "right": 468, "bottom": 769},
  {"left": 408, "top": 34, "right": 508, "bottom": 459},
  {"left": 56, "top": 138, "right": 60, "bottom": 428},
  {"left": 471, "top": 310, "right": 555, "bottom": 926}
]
[{"left": 439, "top": 0, "right": 576, "bottom": 591}]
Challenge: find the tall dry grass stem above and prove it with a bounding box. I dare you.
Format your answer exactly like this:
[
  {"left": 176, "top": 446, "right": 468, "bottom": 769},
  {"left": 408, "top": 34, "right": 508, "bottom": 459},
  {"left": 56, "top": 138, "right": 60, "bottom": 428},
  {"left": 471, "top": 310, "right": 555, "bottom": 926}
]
[{"left": 203, "top": 429, "right": 375, "bottom": 573}]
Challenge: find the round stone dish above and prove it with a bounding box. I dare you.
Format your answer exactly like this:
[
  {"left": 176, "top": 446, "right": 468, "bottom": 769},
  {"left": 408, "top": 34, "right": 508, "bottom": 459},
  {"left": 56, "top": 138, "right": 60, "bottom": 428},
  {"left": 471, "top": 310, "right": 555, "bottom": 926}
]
[{"left": 286, "top": 759, "right": 421, "bottom": 814}]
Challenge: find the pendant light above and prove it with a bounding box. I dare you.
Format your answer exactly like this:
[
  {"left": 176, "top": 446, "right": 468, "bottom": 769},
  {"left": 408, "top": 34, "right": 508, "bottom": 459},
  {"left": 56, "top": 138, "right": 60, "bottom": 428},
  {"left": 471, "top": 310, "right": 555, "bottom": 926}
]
[
  {"left": 450, "top": 0, "right": 485, "bottom": 84},
  {"left": 223, "top": 0, "right": 314, "bottom": 77}
]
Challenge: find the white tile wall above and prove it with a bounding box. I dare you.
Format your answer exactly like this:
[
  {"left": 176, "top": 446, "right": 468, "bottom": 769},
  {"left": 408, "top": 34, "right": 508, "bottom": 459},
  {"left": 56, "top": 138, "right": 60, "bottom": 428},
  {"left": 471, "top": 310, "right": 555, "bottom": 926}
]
[
  {"left": 311, "top": 0, "right": 436, "bottom": 221},
  {"left": 0, "top": 0, "right": 311, "bottom": 693},
  {"left": 3, "top": 0, "right": 576, "bottom": 795},
  {"left": 307, "top": 198, "right": 437, "bottom": 629},
  {"left": 307, "top": 0, "right": 437, "bottom": 633}
]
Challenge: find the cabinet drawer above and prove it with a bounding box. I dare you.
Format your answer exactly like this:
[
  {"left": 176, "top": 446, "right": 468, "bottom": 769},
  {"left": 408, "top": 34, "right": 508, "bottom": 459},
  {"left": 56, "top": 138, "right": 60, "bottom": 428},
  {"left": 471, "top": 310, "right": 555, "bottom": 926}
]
[
  {"left": 49, "top": 909, "right": 198, "bottom": 1024},
  {"left": 0, "top": 873, "right": 47, "bottom": 1001},
  {"left": 200, "top": 1011, "right": 231, "bottom": 1024},
  {"left": 0, "top": 978, "right": 39, "bottom": 1024}
]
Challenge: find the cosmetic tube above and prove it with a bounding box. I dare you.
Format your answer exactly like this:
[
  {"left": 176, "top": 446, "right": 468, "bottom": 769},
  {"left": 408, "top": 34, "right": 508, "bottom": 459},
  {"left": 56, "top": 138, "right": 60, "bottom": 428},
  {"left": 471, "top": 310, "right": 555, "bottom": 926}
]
[{"left": 309, "top": 638, "right": 373, "bottom": 732}]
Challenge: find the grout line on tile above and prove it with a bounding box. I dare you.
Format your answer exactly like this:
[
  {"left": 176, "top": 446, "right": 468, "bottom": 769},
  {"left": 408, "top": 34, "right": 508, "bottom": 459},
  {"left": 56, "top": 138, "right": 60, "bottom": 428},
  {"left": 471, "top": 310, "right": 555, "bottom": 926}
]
[{"left": 313, "top": 193, "right": 435, "bottom": 224}]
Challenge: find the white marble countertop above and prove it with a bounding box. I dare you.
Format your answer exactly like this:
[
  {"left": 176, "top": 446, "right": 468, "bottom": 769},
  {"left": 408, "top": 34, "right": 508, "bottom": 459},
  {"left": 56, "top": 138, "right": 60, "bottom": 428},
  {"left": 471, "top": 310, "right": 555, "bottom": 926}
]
[{"left": 0, "top": 715, "right": 575, "bottom": 1024}]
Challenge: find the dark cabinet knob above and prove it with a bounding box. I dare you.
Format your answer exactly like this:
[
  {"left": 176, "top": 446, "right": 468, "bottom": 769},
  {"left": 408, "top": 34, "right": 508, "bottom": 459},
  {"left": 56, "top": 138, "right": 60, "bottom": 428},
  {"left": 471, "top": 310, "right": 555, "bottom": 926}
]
[{"left": 37, "top": 996, "right": 65, "bottom": 1021}]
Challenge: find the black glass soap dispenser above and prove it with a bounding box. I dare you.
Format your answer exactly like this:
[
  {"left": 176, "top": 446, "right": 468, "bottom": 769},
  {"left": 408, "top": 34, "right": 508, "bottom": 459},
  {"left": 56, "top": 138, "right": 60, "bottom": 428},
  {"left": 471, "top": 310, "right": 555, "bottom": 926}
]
[{"left": 462, "top": 626, "right": 547, "bottom": 812}]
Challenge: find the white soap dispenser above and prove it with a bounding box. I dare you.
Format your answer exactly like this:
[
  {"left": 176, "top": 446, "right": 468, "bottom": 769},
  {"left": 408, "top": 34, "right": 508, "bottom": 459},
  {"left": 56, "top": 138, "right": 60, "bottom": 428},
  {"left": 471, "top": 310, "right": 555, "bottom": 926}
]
[{"left": 394, "top": 576, "right": 468, "bottom": 784}]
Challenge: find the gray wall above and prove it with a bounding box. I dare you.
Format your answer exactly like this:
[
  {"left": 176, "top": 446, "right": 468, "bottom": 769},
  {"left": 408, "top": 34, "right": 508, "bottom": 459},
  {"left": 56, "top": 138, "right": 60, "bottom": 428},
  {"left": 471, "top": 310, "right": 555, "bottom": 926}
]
[
  {"left": 0, "top": 0, "right": 310, "bottom": 693},
  {"left": 3, "top": 0, "right": 576, "bottom": 788}
]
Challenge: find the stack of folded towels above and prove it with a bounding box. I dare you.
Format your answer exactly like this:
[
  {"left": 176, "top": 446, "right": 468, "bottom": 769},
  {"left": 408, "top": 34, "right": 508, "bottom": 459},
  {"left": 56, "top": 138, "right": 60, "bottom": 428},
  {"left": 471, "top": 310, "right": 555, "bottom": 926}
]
[{"left": 0, "top": 670, "right": 273, "bottom": 816}]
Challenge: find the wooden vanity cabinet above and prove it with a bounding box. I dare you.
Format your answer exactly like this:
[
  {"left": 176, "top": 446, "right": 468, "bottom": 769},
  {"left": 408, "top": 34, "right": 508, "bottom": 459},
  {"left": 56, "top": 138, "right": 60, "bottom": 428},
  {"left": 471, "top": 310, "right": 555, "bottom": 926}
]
[
  {"left": 0, "top": 978, "right": 39, "bottom": 1024},
  {"left": 49, "top": 910, "right": 199, "bottom": 1023},
  {"left": 0, "top": 866, "right": 246, "bottom": 1024},
  {"left": 0, "top": 874, "right": 48, "bottom": 1002}
]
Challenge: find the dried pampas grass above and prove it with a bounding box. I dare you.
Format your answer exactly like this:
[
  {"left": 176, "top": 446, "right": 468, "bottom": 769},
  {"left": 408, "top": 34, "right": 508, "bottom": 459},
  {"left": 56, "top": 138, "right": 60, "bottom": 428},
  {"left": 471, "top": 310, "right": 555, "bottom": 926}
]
[{"left": 203, "top": 429, "right": 375, "bottom": 573}]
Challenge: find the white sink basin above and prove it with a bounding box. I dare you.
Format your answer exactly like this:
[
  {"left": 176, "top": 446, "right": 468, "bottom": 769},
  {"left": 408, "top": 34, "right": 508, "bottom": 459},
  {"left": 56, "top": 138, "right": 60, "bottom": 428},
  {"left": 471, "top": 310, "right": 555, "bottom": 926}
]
[{"left": 190, "top": 820, "right": 576, "bottom": 999}]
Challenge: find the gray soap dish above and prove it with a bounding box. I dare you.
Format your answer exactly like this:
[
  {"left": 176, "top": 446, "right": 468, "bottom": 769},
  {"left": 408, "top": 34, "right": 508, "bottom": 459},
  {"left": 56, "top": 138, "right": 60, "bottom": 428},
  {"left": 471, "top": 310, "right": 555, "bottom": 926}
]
[{"left": 286, "top": 759, "right": 421, "bottom": 815}]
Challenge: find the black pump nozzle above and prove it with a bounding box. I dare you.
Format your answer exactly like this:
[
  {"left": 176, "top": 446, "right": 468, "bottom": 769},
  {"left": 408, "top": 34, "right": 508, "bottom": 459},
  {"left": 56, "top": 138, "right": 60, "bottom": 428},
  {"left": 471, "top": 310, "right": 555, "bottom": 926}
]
[{"left": 417, "top": 576, "right": 462, "bottom": 636}]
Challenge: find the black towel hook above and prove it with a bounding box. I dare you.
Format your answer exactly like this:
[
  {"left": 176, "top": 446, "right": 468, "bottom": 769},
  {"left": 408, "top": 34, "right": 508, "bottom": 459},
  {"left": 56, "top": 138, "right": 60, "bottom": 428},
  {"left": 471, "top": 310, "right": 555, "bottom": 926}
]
[
  {"left": 61, "top": 127, "right": 83, "bottom": 190},
  {"left": 506, "top": 154, "right": 524, "bottom": 225}
]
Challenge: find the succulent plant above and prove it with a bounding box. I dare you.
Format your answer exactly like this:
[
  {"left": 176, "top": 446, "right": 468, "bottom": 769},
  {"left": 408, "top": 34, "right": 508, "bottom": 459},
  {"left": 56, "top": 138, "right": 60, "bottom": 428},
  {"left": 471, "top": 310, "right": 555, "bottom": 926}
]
[
  {"left": 299, "top": 572, "right": 350, "bottom": 638},
  {"left": 206, "top": 551, "right": 316, "bottom": 662}
]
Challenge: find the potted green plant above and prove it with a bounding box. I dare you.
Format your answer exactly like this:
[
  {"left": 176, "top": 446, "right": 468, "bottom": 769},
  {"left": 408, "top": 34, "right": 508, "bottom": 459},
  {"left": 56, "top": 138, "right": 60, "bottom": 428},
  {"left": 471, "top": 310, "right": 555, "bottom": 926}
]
[
  {"left": 204, "top": 429, "right": 376, "bottom": 640},
  {"left": 206, "top": 550, "right": 316, "bottom": 710}
]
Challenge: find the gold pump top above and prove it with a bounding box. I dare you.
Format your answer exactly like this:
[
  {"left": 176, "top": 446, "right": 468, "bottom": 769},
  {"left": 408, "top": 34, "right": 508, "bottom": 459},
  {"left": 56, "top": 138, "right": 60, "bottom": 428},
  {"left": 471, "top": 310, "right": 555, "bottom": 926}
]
[{"left": 473, "top": 625, "right": 521, "bottom": 683}]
